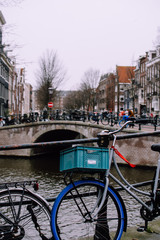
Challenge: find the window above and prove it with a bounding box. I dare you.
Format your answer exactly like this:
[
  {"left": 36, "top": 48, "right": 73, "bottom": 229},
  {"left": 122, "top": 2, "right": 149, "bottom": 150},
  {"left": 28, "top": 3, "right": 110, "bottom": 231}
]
[{"left": 120, "top": 87, "right": 124, "bottom": 92}]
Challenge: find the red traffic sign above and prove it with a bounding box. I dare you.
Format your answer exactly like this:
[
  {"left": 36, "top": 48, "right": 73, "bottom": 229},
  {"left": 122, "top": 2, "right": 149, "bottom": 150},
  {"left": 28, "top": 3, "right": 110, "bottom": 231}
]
[{"left": 48, "top": 102, "right": 53, "bottom": 108}]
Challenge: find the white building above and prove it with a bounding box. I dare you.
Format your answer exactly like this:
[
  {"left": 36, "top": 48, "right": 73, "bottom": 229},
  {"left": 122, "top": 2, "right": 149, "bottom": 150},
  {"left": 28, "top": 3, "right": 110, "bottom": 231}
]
[{"left": 146, "top": 46, "right": 160, "bottom": 115}]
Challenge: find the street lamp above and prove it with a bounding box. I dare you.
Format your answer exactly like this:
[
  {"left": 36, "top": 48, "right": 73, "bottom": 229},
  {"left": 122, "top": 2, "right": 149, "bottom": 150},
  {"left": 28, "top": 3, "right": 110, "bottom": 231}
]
[{"left": 48, "top": 87, "right": 54, "bottom": 96}]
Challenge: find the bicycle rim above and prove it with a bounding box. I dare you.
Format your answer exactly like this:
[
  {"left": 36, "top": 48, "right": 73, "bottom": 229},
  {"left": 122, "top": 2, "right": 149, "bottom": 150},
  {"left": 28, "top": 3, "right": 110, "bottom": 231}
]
[
  {"left": 90, "top": 116, "right": 96, "bottom": 124},
  {"left": 109, "top": 120, "right": 115, "bottom": 126},
  {"left": 0, "top": 189, "right": 52, "bottom": 240},
  {"left": 51, "top": 179, "right": 124, "bottom": 240},
  {"left": 119, "top": 120, "right": 126, "bottom": 128},
  {"left": 101, "top": 117, "right": 109, "bottom": 125}
]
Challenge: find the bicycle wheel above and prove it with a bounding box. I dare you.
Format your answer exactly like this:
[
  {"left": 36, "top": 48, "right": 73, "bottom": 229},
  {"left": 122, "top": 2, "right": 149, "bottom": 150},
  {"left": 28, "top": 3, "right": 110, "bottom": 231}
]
[
  {"left": 90, "top": 115, "right": 97, "bottom": 124},
  {"left": 101, "top": 116, "right": 109, "bottom": 125},
  {"left": 51, "top": 179, "right": 125, "bottom": 240},
  {"left": 0, "top": 189, "right": 53, "bottom": 240},
  {"left": 109, "top": 119, "right": 115, "bottom": 127},
  {"left": 119, "top": 119, "right": 127, "bottom": 128}
]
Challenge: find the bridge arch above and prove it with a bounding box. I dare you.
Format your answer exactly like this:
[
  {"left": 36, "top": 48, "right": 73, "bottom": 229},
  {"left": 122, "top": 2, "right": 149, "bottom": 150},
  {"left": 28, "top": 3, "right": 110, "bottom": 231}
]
[
  {"left": 31, "top": 129, "right": 87, "bottom": 156},
  {"left": 30, "top": 122, "right": 99, "bottom": 156},
  {"left": 0, "top": 121, "right": 106, "bottom": 157},
  {"left": 31, "top": 122, "right": 92, "bottom": 143}
]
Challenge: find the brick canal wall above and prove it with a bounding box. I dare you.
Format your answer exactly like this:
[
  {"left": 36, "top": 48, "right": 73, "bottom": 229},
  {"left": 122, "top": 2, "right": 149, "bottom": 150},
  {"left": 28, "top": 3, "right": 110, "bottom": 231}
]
[{"left": 115, "top": 134, "right": 159, "bottom": 167}]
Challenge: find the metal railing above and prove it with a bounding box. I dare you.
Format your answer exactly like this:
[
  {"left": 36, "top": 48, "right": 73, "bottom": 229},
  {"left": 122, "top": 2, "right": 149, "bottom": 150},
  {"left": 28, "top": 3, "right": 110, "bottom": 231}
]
[{"left": 0, "top": 130, "right": 159, "bottom": 151}]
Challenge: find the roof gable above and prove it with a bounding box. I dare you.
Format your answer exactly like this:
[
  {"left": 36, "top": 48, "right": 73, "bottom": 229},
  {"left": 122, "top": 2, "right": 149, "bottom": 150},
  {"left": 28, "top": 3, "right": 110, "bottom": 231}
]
[{"left": 117, "top": 66, "right": 136, "bottom": 83}]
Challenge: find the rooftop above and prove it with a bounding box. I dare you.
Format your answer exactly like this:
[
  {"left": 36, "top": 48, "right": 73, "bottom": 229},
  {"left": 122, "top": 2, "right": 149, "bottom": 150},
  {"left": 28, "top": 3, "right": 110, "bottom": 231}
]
[{"left": 117, "top": 66, "right": 136, "bottom": 83}]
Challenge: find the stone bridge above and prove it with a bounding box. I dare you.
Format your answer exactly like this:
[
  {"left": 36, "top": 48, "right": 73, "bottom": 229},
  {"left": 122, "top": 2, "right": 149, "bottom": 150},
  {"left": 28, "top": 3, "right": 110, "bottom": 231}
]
[
  {"left": 0, "top": 120, "right": 160, "bottom": 166},
  {"left": 0, "top": 121, "right": 106, "bottom": 157}
]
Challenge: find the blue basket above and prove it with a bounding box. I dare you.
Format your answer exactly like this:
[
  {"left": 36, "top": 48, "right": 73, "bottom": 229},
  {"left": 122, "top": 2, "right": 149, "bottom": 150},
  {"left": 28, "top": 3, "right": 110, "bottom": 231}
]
[{"left": 60, "top": 146, "right": 109, "bottom": 173}]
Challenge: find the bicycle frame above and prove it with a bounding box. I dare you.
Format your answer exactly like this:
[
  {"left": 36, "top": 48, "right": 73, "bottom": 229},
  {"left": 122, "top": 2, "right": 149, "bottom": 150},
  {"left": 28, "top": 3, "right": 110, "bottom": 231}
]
[
  {"left": 103, "top": 133, "right": 160, "bottom": 214},
  {"left": 64, "top": 121, "right": 159, "bottom": 220}
]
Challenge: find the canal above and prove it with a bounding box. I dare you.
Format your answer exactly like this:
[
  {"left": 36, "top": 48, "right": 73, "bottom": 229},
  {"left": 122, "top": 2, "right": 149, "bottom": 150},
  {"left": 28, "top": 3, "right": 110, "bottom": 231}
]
[{"left": 0, "top": 154, "right": 156, "bottom": 234}]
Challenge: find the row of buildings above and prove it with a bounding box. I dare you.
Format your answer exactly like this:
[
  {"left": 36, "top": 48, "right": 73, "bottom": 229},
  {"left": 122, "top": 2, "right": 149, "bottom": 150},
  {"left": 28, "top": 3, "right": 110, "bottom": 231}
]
[
  {"left": 97, "top": 46, "right": 160, "bottom": 116},
  {"left": 0, "top": 11, "right": 33, "bottom": 119}
]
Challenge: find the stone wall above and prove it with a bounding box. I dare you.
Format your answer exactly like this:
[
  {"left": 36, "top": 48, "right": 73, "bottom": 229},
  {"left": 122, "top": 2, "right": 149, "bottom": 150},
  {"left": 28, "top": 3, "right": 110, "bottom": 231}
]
[{"left": 0, "top": 121, "right": 159, "bottom": 166}]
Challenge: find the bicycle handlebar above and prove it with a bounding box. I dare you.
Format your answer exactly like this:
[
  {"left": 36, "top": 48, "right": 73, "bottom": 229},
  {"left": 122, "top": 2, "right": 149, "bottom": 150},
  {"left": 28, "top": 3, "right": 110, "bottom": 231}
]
[
  {"left": 99, "top": 121, "right": 132, "bottom": 136},
  {"left": 97, "top": 121, "right": 132, "bottom": 147}
]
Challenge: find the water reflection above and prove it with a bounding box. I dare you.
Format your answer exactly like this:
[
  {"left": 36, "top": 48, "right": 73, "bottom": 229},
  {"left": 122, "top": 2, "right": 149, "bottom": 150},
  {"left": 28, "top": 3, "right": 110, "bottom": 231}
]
[{"left": 111, "top": 164, "right": 155, "bottom": 184}]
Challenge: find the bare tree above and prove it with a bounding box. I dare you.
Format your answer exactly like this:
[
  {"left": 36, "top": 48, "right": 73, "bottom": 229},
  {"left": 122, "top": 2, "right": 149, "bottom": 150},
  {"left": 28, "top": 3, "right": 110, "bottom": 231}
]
[
  {"left": 80, "top": 68, "right": 100, "bottom": 111},
  {"left": 36, "top": 50, "right": 66, "bottom": 110},
  {"left": 63, "top": 91, "right": 83, "bottom": 110},
  {"left": 153, "top": 27, "right": 160, "bottom": 46},
  {"left": 105, "top": 73, "right": 115, "bottom": 111}
]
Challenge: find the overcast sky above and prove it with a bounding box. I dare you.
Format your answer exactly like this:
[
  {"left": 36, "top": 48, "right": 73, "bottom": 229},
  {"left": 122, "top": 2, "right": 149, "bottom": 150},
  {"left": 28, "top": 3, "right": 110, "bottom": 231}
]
[{"left": 1, "top": 0, "right": 160, "bottom": 90}]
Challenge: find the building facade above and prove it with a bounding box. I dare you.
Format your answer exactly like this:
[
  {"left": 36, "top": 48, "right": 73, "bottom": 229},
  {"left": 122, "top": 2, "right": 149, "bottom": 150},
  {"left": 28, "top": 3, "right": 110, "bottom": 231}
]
[
  {"left": 23, "top": 82, "right": 32, "bottom": 115},
  {"left": 115, "top": 66, "right": 135, "bottom": 113},
  {"left": 106, "top": 73, "right": 115, "bottom": 112},
  {"left": 0, "top": 12, "right": 10, "bottom": 117},
  {"left": 97, "top": 48, "right": 160, "bottom": 116},
  {"left": 97, "top": 74, "right": 108, "bottom": 112},
  {"left": 146, "top": 46, "right": 160, "bottom": 115},
  {"left": 0, "top": 11, "right": 33, "bottom": 120}
]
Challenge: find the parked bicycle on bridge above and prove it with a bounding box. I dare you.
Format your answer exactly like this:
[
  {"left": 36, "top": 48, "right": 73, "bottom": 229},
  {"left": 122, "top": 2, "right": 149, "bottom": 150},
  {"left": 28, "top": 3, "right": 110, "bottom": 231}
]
[{"left": 89, "top": 111, "right": 118, "bottom": 126}]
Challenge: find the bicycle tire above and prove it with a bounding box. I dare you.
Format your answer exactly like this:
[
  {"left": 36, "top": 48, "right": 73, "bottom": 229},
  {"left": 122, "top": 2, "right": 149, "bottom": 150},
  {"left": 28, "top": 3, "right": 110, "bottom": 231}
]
[
  {"left": 51, "top": 179, "right": 125, "bottom": 240},
  {"left": 109, "top": 119, "right": 115, "bottom": 127},
  {"left": 119, "top": 119, "right": 128, "bottom": 128},
  {"left": 101, "top": 116, "right": 109, "bottom": 125},
  {"left": 89, "top": 115, "right": 97, "bottom": 124},
  {"left": 0, "top": 189, "right": 53, "bottom": 240}
]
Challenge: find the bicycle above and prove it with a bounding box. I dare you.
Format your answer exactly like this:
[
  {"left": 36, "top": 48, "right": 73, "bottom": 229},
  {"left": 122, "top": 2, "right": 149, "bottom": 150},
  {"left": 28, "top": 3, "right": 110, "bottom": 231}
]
[
  {"left": 0, "top": 180, "right": 52, "bottom": 239},
  {"left": 51, "top": 121, "right": 160, "bottom": 240},
  {"left": 119, "top": 115, "right": 135, "bottom": 128},
  {"left": 89, "top": 112, "right": 101, "bottom": 124},
  {"left": 102, "top": 113, "right": 119, "bottom": 127},
  {"left": 90, "top": 112, "right": 117, "bottom": 126},
  {"left": 101, "top": 112, "right": 114, "bottom": 126}
]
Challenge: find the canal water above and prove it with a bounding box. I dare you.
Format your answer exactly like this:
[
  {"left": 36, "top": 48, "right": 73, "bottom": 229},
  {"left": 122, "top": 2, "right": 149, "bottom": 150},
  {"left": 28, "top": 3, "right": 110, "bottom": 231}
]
[{"left": 0, "top": 154, "right": 156, "bottom": 232}]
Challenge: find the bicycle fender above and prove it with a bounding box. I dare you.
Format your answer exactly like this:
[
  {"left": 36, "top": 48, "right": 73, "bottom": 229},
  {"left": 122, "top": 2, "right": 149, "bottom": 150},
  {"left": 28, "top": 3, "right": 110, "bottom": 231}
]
[
  {"left": 109, "top": 185, "right": 127, "bottom": 232},
  {"left": 26, "top": 188, "right": 50, "bottom": 209}
]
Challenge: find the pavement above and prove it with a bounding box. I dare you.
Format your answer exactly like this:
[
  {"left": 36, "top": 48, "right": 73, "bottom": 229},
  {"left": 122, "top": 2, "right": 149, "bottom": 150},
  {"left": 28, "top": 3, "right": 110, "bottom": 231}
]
[
  {"left": 121, "top": 219, "right": 160, "bottom": 240},
  {"left": 119, "top": 123, "right": 160, "bottom": 132}
]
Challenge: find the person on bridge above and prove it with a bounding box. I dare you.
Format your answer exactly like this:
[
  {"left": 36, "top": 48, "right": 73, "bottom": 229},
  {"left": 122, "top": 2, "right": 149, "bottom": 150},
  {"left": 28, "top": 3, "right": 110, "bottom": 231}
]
[{"left": 128, "top": 109, "right": 134, "bottom": 118}]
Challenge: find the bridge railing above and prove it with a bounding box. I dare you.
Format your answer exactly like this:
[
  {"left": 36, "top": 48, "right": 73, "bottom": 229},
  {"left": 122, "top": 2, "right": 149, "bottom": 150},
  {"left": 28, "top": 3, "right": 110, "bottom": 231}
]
[
  {"left": 0, "top": 130, "right": 159, "bottom": 151},
  {"left": 2, "top": 110, "right": 160, "bottom": 132}
]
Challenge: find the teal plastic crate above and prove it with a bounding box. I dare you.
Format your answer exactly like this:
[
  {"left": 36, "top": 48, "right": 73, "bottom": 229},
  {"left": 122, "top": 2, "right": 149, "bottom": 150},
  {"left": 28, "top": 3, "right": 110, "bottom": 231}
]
[{"left": 60, "top": 146, "right": 109, "bottom": 173}]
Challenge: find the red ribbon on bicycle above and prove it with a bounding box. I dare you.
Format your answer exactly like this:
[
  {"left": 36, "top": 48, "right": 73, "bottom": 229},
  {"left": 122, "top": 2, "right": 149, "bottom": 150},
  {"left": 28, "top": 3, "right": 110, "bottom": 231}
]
[{"left": 111, "top": 146, "right": 136, "bottom": 168}]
